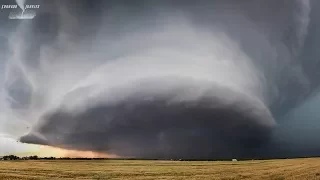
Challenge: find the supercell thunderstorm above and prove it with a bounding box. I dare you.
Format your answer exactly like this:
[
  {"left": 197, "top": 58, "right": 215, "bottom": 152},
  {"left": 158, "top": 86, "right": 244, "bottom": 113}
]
[{"left": 2, "top": 0, "right": 320, "bottom": 159}]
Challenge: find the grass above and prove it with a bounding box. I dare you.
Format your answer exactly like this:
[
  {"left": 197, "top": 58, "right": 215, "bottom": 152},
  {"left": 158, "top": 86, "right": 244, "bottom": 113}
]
[{"left": 1, "top": 158, "right": 320, "bottom": 179}]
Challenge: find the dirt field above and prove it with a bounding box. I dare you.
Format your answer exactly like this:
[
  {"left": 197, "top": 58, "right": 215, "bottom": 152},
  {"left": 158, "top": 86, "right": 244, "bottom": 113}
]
[{"left": 0, "top": 158, "right": 320, "bottom": 180}]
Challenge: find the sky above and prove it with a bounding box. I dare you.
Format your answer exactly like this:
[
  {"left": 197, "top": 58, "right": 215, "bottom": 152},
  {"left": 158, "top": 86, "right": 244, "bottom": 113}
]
[
  {"left": 0, "top": 0, "right": 49, "bottom": 156},
  {"left": 0, "top": 0, "right": 116, "bottom": 157},
  {"left": 1, "top": 0, "right": 320, "bottom": 159}
]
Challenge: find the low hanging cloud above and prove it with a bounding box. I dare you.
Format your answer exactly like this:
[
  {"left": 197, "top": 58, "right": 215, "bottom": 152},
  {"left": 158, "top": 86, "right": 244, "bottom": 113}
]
[
  {"left": 21, "top": 78, "right": 275, "bottom": 159},
  {"left": 3, "top": 0, "right": 320, "bottom": 159}
]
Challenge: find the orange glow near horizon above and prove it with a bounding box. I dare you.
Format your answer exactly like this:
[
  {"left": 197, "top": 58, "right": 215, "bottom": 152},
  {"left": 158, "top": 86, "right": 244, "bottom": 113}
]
[{"left": 14, "top": 145, "right": 119, "bottom": 158}]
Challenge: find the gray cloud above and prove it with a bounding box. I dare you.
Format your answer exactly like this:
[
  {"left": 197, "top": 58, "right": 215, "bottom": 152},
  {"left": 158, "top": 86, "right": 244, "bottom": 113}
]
[
  {"left": 2, "top": 0, "right": 320, "bottom": 159},
  {"left": 21, "top": 79, "right": 275, "bottom": 159}
]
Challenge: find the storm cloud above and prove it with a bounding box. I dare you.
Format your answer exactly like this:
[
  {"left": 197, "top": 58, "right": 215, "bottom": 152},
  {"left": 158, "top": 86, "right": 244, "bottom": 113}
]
[{"left": 3, "top": 0, "right": 320, "bottom": 159}]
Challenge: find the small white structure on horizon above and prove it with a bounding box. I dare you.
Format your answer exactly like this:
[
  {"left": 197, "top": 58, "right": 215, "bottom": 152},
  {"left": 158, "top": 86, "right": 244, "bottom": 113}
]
[{"left": 232, "top": 159, "right": 238, "bottom": 162}]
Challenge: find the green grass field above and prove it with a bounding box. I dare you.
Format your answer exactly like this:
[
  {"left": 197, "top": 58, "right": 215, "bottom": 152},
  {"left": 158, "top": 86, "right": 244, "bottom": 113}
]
[{"left": 1, "top": 158, "right": 320, "bottom": 180}]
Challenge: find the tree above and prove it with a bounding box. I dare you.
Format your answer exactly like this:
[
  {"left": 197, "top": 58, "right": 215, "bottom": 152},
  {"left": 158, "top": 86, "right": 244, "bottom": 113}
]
[
  {"left": 3, "top": 155, "right": 19, "bottom": 160},
  {"left": 29, "top": 155, "right": 38, "bottom": 160}
]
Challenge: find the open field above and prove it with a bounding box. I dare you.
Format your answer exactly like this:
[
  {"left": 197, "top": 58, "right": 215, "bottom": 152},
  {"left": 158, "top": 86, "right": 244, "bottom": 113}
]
[{"left": 1, "top": 158, "right": 320, "bottom": 180}]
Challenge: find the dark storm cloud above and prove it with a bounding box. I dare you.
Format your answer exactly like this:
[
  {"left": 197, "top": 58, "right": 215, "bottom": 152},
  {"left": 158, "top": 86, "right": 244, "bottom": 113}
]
[
  {"left": 21, "top": 80, "right": 275, "bottom": 159},
  {"left": 6, "top": 0, "right": 320, "bottom": 159}
]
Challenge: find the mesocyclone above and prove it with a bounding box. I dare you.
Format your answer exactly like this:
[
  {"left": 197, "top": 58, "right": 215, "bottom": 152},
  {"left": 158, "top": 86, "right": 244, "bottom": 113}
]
[{"left": 2, "top": 0, "right": 319, "bottom": 159}]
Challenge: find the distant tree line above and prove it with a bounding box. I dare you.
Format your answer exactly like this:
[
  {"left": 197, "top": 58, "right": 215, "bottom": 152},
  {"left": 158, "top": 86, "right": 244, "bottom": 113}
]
[
  {"left": 0, "top": 155, "right": 110, "bottom": 161},
  {"left": 1, "top": 155, "right": 40, "bottom": 160}
]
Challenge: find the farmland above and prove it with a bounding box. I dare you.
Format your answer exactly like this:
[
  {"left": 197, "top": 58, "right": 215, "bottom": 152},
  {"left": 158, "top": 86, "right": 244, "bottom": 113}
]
[{"left": 1, "top": 158, "right": 320, "bottom": 180}]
